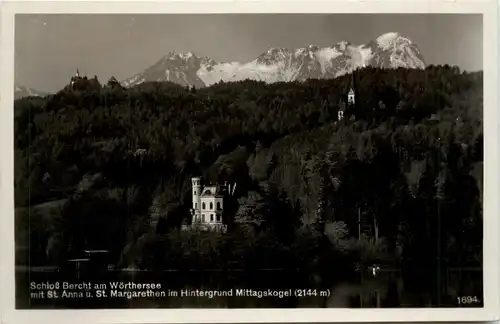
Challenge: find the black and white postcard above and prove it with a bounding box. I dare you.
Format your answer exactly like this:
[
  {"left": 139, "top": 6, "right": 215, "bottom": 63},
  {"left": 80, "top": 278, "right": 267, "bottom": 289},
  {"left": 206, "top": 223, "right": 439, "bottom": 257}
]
[{"left": 1, "top": 0, "right": 498, "bottom": 323}]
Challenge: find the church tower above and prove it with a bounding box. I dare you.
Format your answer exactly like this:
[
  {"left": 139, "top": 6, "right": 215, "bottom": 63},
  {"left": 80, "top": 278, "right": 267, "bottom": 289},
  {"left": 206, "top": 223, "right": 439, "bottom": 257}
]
[
  {"left": 339, "top": 71, "right": 356, "bottom": 122},
  {"left": 191, "top": 177, "right": 202, "bottom": 222},
  {"left": 70, "top": 69, "right": 81, "bottom": 89},
  {"left": 347, "top": 71, "right": 355, "bottom": 107},
  {"left": 348, "top": 88, "right": 355, "bottom": 106}
]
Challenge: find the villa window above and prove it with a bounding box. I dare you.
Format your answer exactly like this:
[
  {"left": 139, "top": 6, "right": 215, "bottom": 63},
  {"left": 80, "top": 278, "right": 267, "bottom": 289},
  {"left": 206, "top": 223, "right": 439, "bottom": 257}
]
[
  {"left": 194, "top": 190, "right": 197, "bottom": 195},
  {"left": 202, "top": 214, "right": 205, "bottom": 222},
  {"left": 202, "top": 202, "right": 206, "bottom": 210},
  {"left": 217, "top": 202, "right": 221, "bottom": 210},
  {"left": 217, "top": 215, "right": 221, "bottom": 222},
  {"left": 210, "top": 214, "right": 214, "bottom": 222},
  {"left": 210, "top": 202, "right": 213, "bottom": 210}
]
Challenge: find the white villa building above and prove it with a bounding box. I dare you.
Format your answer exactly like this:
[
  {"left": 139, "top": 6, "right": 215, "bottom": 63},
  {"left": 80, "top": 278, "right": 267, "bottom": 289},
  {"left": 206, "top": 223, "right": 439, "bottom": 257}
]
[{"left": 187, "top": 177, "right": 228, "bottom": 232}]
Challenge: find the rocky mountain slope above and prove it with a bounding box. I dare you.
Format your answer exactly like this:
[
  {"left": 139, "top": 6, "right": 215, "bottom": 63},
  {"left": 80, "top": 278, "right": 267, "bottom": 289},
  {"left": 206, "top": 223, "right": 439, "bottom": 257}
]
[
  {"left": 123, "top": 32, "right": 426, "bottom": 88},
  {"left": 15, "top": 85, "right": 49, "bottom": 100}
]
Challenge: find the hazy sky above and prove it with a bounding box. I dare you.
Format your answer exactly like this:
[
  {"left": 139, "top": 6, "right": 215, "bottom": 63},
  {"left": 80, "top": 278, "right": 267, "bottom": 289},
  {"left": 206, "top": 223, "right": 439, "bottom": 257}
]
[{"left": 15, "top": 14, "right": 482, "bottom": 93}]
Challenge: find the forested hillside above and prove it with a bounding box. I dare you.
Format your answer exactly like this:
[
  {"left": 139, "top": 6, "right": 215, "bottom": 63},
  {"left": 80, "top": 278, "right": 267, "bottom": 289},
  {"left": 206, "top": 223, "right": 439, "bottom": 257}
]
[{"left": 14, "top": 65, "right": 483, "bottom": 280}]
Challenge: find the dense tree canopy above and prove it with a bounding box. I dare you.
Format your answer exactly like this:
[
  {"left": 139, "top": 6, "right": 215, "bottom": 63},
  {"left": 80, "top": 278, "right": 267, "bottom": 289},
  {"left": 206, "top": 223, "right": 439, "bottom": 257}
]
[{"left": 15, "top": 65, "right": 483, "bottom": 295}]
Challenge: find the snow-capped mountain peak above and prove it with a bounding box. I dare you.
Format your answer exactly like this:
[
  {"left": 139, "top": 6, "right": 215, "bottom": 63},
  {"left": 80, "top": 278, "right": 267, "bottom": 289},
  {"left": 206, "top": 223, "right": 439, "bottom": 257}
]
[
  {"left": 180, "top": 52, "right": 194, "bottom": 59},
  {"left": 375, "top": 32, "right": 413, "bottom": 50},
  {"left": 122, "top": 32, "right": 426, "bottom": 88},
  {"left": 14, "top": 85, "right": 48, "bottom": 99},
  {"left": 376, "top": 32, "right": 401, "bottom": 48},
  {"left": 367, "top": 32, "right": 424, "bottom": 69},
  {"left": 336, "top": 40, "right": 351, "bottom": 51},
  {"left": 255, "top": 47, "right": 291, "bottom": 65}
]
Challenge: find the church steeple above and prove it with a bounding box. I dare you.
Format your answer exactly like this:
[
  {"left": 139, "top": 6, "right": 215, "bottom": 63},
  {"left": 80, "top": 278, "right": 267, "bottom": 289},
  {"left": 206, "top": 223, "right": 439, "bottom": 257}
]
[
  {"left": 338, "top": 70, "right": 356, "bottom": 122},
  {"left": 348, "top": 70, "right": 355, "bottom": 106}
]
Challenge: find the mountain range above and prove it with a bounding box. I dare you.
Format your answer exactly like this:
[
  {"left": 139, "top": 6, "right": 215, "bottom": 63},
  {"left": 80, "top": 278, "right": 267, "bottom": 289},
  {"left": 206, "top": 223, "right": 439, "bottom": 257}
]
[
  {"left": 15, "top": 32, "right": 426, "bottom": 98},
  {"left": 14, "top": 85, "right": 49, "bottom": 100},
  {"left": 122, "top": 32, "right": 426, "bottom": 88}
]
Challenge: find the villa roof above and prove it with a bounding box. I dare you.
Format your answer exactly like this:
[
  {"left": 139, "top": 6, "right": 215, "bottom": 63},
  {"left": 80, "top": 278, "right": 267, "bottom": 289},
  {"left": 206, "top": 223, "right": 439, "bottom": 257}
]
[{"left": 200, "top": 185, "right": 224, "bottom": 197}]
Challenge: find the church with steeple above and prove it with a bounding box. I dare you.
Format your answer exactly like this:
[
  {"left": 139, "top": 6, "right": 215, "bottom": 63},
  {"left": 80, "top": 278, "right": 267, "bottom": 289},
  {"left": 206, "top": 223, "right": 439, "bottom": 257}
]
[
  {"left": 67, "top": 68, "right": 103, "bottom": 92},
  {"left": 70, "top": 69, "right": 81, "bottom": 87},
  {"left": 69, "top": 68, "right": 88, "bottom": 90},
  {"left": 338, "top": 71, "right": 356, "bottom": 121}
]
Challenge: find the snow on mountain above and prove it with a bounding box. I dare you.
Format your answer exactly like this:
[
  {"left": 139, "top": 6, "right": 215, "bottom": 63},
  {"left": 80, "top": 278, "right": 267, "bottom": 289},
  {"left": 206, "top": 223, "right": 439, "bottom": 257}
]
[
  {"left": 368, "top": 32, "right": 425, "bottom": 69},
  {"left": 122, "top": 51, "right": 216, "bottom": 88},
  {"left": 15, "top": 85, "right": 49, "bottom": 99},
  {"left": 122, "top": 32, "right": 426, "bottom": 88}
]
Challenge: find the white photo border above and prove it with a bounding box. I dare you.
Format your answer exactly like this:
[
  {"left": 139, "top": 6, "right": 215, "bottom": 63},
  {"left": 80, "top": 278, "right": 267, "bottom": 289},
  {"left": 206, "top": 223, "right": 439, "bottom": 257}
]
[{"left": 1, "top": 1, "right": 498, "bottom": 323}]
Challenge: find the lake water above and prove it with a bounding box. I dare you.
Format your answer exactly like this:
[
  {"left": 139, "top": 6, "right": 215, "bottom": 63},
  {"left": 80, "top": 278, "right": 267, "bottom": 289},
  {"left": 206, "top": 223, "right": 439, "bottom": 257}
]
[{"left": 16, "top": 267, "right": 483, "bottom": 309}]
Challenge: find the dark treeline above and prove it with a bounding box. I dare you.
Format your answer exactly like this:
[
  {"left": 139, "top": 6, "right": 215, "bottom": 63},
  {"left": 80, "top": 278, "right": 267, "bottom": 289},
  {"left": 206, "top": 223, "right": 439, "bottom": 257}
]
[{"left": 15, "top": 66, "right": 482, "bottom": 294}]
